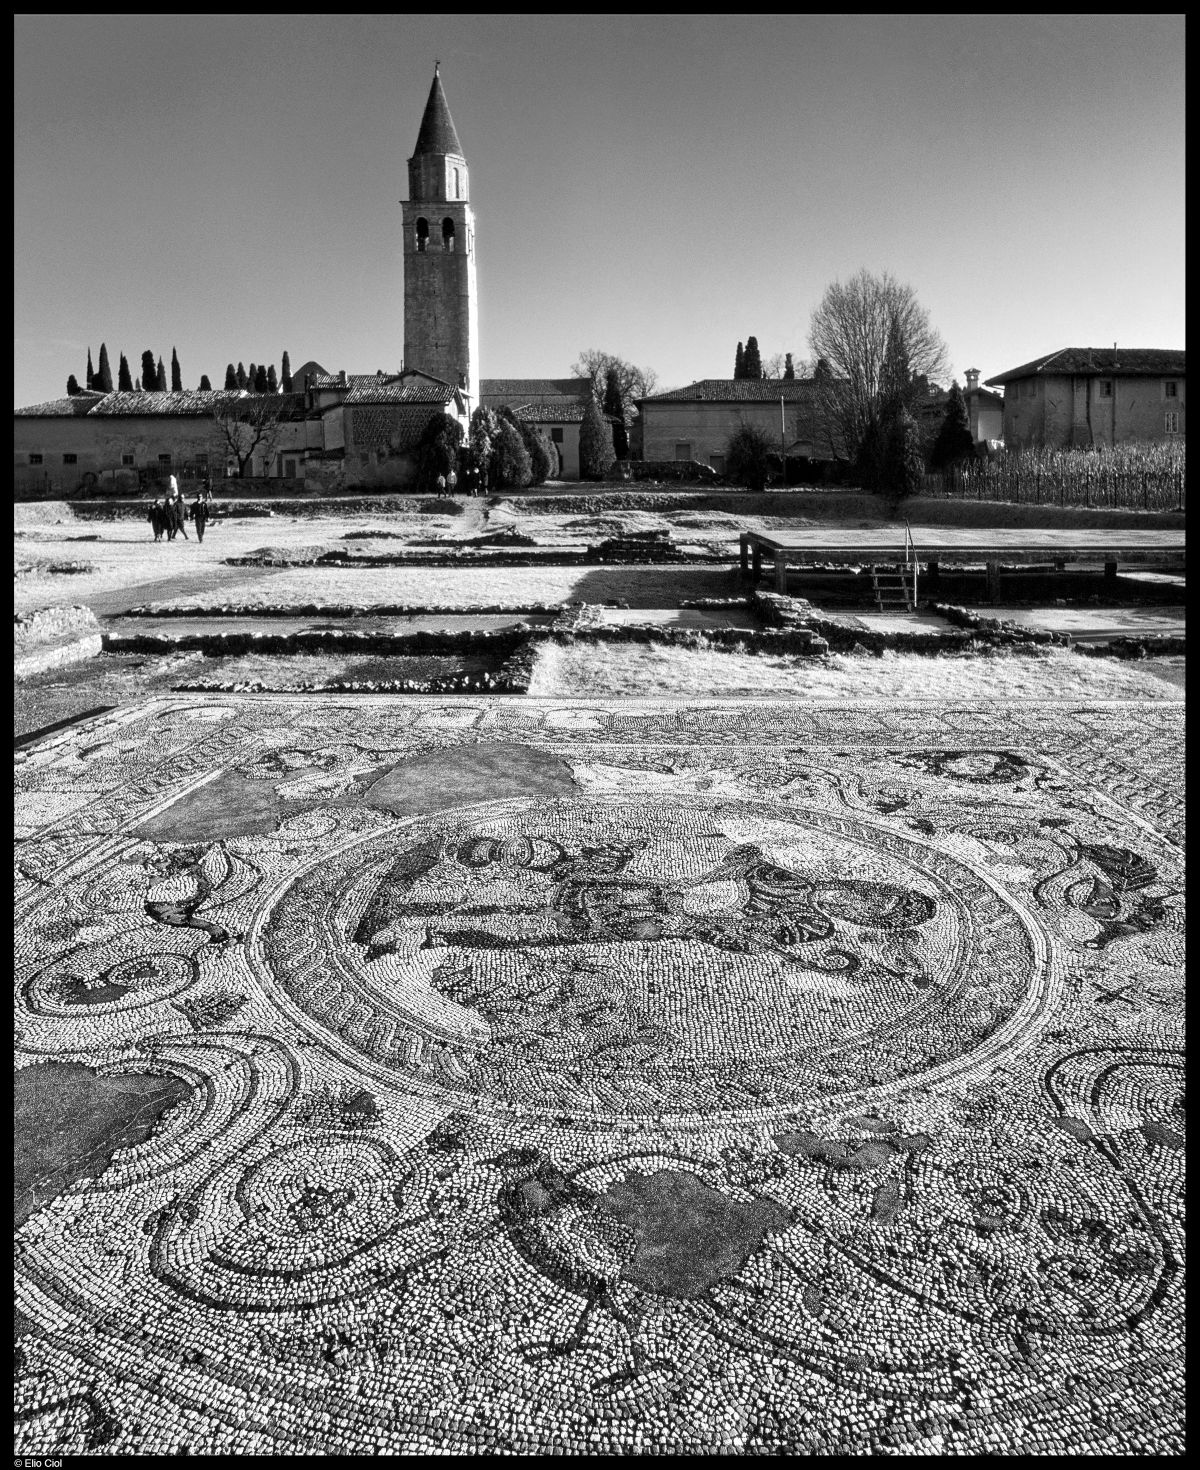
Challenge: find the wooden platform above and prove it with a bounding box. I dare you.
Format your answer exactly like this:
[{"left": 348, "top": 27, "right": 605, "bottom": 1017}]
[{"left": 738, "top": 528, "right": 1187, "bottom": 595}]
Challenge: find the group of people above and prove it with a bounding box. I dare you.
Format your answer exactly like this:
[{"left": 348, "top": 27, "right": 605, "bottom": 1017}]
[{"left": 148, "top": 477, "right": 214, "bottom": 542}]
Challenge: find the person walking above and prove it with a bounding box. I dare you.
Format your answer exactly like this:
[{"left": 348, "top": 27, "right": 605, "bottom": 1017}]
[
  {"left": 191, "top": 489, "right": 209, "bottom": 543},
  {"left": 446, "top": 467, "right": 458, "bottom": 495},
  {"left": 436, "top": 472, "right": 447, "bottom": 494},
  {"left": 148, "top": 497, "right": 165, "bottom": 541}
]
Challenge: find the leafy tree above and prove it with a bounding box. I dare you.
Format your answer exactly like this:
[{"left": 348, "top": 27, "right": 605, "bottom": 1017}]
[
  {"left": 734, "top": 341, "right": 745, "bottom": 379},
  {"left": 141, "top": 350, "right": 156, "bottom": 392},
  {"left": 493, "top": 416, "right": 533, "bottom": 488},
  {"left": 118, "top": 353, "right": 133, "bottom": 391},
  {"left": 224, "top": 363, "right": 237, "bottom": 391},
  {"left": 281, "top": 351, "right": 293, "bottom": 392},
  {"left": 884, "top": 407, "right": 926, "bottom": 501},
  {"left": 725, "top": 421, "right": 775, "bottom": 491},
  {"left": 498, "top": 406, "right": 551, "bottom": 486},
  {"left": 171, "top": 346, "right": 182, "bottom": 392},
  {"left": 266, "top": 364, "right": 278, "bottom": 393},
  {"left": 743, "top": 336, "right": 763, "bottom": 380},
  {"left": 808, "top": 268, "right": 949, "bottom": 459},
  {"left": 155, "top": 357, "right": 167, "bottom": 391},
  {"left": 96, "top": 343, "right": 113, "bottom": 393},
  {"left": 415, "top": 412, "right": 465, "bottom": 492},
  {"left": 929, "top": 381, "right": 974, "bottom": 469},
  {"left": 579, "top": 398, "right": 616, "bottom": 480},
  {"left": 784, "top": 353, "right": 795, "bottom": 380},
  {"left": 855, "top": 410, "right": 887, "bottom": 493},
  {"left": 199, "top": 374, "right": 212, "bottom": 392},
  {"left": 236, "top": 362, "right": 247, "bottom": 390},
  {"left": 66, "top": 374, "right": 81, "bottom": 396},
  {"left": 466, "top": 406, "right": 499, "bottom": 493},
  {"left": 571, "top": 348, "right": 658, "bottom": 405},
  {"left": 603, "top": 366, "right": 629, "bottom": 457}
]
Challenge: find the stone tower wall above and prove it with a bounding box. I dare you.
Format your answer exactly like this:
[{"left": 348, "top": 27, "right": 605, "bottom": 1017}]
[{"left": 401, "top": 198, "right": 479, "bottom": 407}]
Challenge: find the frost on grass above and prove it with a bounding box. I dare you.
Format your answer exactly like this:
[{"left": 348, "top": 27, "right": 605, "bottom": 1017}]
[{"left": 526, "top": 642, "right": 1185, "bottom": 701}]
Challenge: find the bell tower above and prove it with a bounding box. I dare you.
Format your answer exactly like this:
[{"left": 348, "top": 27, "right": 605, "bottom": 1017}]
[{"left": 401, "top": 64, "right": 479, "bottom": 408}]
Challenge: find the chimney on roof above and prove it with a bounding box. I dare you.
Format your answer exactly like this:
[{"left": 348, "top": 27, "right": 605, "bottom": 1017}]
[
  {"left": 338, "top": 370, "right": 347, "bottom": 386},
  {"left": 964, "top": 368, "right": 980, "bottom": 392}
]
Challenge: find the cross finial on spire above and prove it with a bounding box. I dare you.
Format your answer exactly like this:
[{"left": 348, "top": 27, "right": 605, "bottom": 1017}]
[{"left": 434, "top": 59, "right": 440, "bottom": 74}]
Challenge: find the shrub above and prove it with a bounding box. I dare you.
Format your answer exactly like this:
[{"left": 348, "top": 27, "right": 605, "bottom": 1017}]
[
  {"left": 725, "top": 422, "right": 775, "bottom": 491},
  {"left": 884, "top": 407, "right": 925, "bottom": 501},
  {"left": 579, "top": 399, "right": 616, "bottom": 480},
  {"left": 494, "top": 418, "right": 533, "bottom": 488},
  {"left": 415, "top": 413, "right": 465, "bottom": 492}
]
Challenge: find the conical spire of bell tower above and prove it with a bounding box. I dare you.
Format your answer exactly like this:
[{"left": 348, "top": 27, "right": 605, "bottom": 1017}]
[{"left": 412, "top": 63, "right": 464, "bottom": 161}]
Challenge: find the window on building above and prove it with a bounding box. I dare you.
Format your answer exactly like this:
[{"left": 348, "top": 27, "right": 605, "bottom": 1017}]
[
  {"left": 1165, "top": 412, "right": 1180, "bottom": 434},
  {"left": 158, "top": 453, "right": 172, "bottom": 464},
  {"left": 1098, "top": 380, "right": 1113, "bottom": 399},
  {"left": 415, "top": 217, "right": 429, "bottom": 253},
  {"left": 442, "top": 217, "right": 455, "bottom": 252},
  {"left": 62, "top": 453, "right": 77, "bottom": 464},
  {"left": 550, "top": 427, "right": 563, "bottom": 443},
  {"left": 28, "top": 453, "right": 43, "bottom": 465},
  {"left": 675, "top": 442, "right": 692, "bottom": 461},
  {"left": 453, "top": 167, "right": 461, "bottom": 198},
  {"left": 710, "top": 453, "right": 725, "bottom": 474},
  {"left": 122, "top": 454, "right": 135, "bottom": 465},
  {"left": 1164, "top": 381, "right": 1179, "bottom": 399}
]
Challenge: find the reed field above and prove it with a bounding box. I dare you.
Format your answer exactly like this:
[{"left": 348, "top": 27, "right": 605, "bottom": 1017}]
[{"left": 925, "top": 441, "right": 1185, "bottom": 511}]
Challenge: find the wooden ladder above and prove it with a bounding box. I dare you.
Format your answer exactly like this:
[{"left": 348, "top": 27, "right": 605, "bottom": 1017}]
[{"left": 870, "top": 522, "right": 919, "bottom": 612}]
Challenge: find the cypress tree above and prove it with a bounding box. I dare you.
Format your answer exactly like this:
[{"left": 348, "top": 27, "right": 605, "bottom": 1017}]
[
  {"left": 494, "top": 415, "right": 533, "bottom": 488},
  {"left": 247, "top": 363, "right": 257, "bottom": 393},
  {"left": 281, "top": 351, "right": 293, "bottom": 392},
  {"left": 603, "top": 366, "right": 629, "bottom": 458},
  {"left": 97, "top": 343, "right": 114, "bottom": 393},
  {"left": 879, "top": 312, "right": 913, "bottom": 420},
  {"left": 734, "top": 341, "right": 745, "bottom": 379},
  {"left": 743, "top": 337, "right": 763, "bottom": 380},
  {"left": 118, "top": 353, "right": 133, "bottom": 392},
  {"left": 783, "top": 353, "right": 795, "bottom": 380},
  {"left": 254, "top": 364, "right": 268, "bottom": 393},
  {"left": 86, "top": 348, "right": 95, "bottom": 390},
  {"left": 156, "top": 357, "right": 167, "bottom": 391},
  {"left": 199, "top": 374, "right": 212, "bottom": 392},
  {"left": 225, "top": 363, "right": 237, "bottom": 390},
  {"left": 929, "top": 382, "right": 974, "bottom": 469},
  {"left": 171, "top": 346, "right": 182, "bottom": 392},
  {"left": 141, "top": 350, "right": 156, "bottom": 393},
  {"left": 134, "top": 377, "right": 141, "bottom": 391},
  {"left": 884, "top": 407, "right": 925, "bottom": 500},
  {"left": 266, "top": 364, "right": 278, "bottom": 393},
  {"left": 66, "top": 374, "right": 81, "bottom": 396},
  {"left": 236, "top": 362, "right": 247, "bottom": 390}
]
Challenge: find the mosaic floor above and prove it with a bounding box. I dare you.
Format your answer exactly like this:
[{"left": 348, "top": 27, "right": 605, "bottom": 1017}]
[{"left": 14, "top": 696, "right": 1185, "bottom": 1453}]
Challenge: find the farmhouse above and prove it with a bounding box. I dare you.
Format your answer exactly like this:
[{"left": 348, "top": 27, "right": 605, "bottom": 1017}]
[
  {"left": 636, "top": 378, "right": 838, "bottom": 476},
  {"left": 986, "top": 348, "right": 1185, "bottom": 450}
]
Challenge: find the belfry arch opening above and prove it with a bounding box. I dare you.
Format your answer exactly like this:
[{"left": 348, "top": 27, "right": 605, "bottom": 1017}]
[
  {"left": 442, "top": 218, "right": 456, "bottom": 252},
  {"left": 415, "top": 217, "right": 429, "bottom": 253}
]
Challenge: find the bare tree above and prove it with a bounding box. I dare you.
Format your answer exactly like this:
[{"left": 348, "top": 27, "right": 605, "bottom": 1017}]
[
  {"left": 762, "top": 353, "right": 786, "bottom": 380},
  {"left": 571, "top": 349, "right": 659, "bottom": 405},
  {"left": 208, "top": 392, "right": 288, "bottom": 478},
  {"left": 808, "top": 268, "right": 949, "bottom": 456}
]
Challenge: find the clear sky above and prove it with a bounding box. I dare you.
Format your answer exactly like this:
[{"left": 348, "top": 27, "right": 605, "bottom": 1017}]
[{"left": 14, "top": 13, "right": 1186, "bottom": 408}]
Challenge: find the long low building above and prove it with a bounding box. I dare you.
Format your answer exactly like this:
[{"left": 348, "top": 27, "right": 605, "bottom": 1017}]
[
  {"left": 636, "top": 377, "right": 843, "bottom": 474},
  {"left": 13, "top": 371, "right": 469, "bottom": 495}
]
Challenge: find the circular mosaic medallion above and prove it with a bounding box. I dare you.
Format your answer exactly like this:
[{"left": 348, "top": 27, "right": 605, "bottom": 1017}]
[{"left": 252, "top": 796, "right": 1046, "bottom": 1120}]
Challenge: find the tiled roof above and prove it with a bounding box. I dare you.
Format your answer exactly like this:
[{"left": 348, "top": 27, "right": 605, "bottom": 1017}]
[
  {"left": 639, "top": 378, "right": 817, "bottom": 404},
  {"left": 481, "top": 378, "right": 593, "bottom": 405},
  {"left": 411, "top": 67, "right": 464, "bottom": 158},
  {"left": 14, "top": 391, "right": 107, "bottom": 417},
  {"left": 513, "top": 403, "right": 591, "bottom": 424},
  {"left": 342, "top": 380, "right": 457, "bottom": 406},
  {"left": 308, "top": 373, "right": 400, "bottom": 389},
  {"left": 986, "top": 348, "right": 1185, "bottom": 385},
  {"left": 84, "top": 390, "right": 307, "bottom": 417},
  {"left": 347, "top": 403, "right": 446, "bottom": 453}
]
